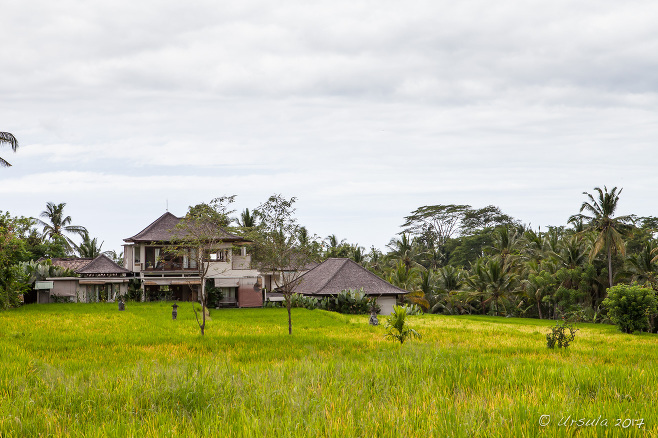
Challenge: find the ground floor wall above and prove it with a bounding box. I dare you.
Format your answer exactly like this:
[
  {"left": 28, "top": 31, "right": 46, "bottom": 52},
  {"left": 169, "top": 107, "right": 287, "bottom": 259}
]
[
  {"left": 45, "top": 280, "right": 128, "bottom": 303},
  {"left": 376, "top": 296, "right": 397, "bottom": 315}
]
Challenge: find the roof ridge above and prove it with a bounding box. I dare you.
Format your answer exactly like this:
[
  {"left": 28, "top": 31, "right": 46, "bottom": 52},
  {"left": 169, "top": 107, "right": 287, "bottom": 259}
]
[
  {"left": 124, "top": 211, "right": 179, "bottom": 242},
  {"left": 315, "top": 258, "right": 350, "bottom": 291},
  {"left": 77, "top": 253, "right": 130, "bottom": 274},
  {"left": 342, "top": 258, "right": 408, "bottom": 295}
]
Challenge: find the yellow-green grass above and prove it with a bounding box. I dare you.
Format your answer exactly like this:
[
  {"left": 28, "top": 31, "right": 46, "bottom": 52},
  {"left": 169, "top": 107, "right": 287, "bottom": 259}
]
[{"left": 0, "top": 303, "right": 656, "bottom": 437}]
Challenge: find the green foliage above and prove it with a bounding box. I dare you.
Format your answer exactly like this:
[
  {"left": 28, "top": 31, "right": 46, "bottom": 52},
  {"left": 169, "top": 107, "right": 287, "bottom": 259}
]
[
  {"left": 204, "top": 279, "right": 224, "bottom": 307},
  {"left": 37, "top": 202, "right": 88, "bottom": 253},
  {"left": 248, "top": 194, "right": 321, "bottom": 334},
  {"left": 50, "top": 295, "right": 73, "bottom": 304},
  {"left": 603, "top": 283, "right": 658, "bottom": 333},
  {"left": 546, "top": 320, "right": 578, "bottom": 349},
  {"left": 76, "top": 232, "right": 105, "bottom": 258},
  {"left": 125, "top": 279, "right": 143, "bottom": 301},
  {"left": 384, "top": 305, "right": 421, "bottom": 344},
  {"left": 316, "top": 288, "right": 380, "bottom": 315},
  {"left": 398, "top": 303, "right": 423, "bottom": 315},
  {"left": 290, "top": 293, "right": 318, "bottom": 310}
]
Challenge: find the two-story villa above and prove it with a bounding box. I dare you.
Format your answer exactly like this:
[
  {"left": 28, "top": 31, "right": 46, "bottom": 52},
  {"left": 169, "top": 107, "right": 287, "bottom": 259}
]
[{"left": 123, "top": 212, "right": 263, "bottom": 307}]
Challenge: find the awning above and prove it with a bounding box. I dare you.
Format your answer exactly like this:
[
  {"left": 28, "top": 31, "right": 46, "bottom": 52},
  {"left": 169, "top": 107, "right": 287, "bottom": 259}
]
[
  {"left": 79, "top": 279, "right": 128, "bottom": 284},
  {"left": 35, "top": 281, "right": 53, "bottom": 290},
  {"left": 215, "top": 278, "right": 239, "bottom": 287},
  {"left": 171, "top": 280, "right": 201, "bottom": 285}
]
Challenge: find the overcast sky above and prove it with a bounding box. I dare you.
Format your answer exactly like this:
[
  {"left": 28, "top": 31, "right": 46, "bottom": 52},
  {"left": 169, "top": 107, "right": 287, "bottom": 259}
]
[{"left": 2, "top": 0, "right": 658, "bottom": 254}]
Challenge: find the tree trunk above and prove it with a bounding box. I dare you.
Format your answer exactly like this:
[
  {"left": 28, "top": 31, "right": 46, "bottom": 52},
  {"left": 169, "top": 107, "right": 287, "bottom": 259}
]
[
  {"left": 200, "top": 280, "right": 206, "bottom": 336},
  {"left": 608, "top": 245, "right": 613, "bottom": 288},
  {"left": 287, "top": 296, "right": 292, "bottom": 335}
]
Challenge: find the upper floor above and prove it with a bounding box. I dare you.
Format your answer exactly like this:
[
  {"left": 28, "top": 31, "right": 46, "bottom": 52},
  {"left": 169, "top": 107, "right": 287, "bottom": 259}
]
[{"left": 123, "top": 212, "right": 254, "bottom": 274}]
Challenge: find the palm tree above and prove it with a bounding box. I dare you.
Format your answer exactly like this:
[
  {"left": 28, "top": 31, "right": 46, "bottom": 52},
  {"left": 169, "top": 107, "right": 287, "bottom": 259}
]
[
  {"left": 387, "top": 260, "right": 419, "bottom": 291},
  {"left": 0, "top": 132, "right": 19, "bottom": 167},
  {"left": 569, "top": 186, "right": 634, "bottom": 287},
  {"left": 237, "top": 208, "right": 257, "bottom": 228},
  {"left": 384, "top": 305, "right": 421, "bottom": 344},
  {"left": 466, "top": 257, "right": 517, "bottom": 316},
  {"left": 37, "top": 202, "right": 88, "bottom": 252},
  {"left": 76, "top": 232, "right": 105, "bottom": 258},
  {"left": 628, "top": 242, "right": 658, "bottom": 289}
]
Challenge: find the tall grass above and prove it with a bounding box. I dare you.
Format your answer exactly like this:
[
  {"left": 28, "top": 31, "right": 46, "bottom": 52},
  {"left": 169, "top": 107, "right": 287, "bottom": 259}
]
[{"left": 0, "top": 303, "right": 656, "bottom": 437}]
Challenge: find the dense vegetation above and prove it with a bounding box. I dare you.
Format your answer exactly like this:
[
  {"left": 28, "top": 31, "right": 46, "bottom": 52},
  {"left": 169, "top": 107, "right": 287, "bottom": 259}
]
[
  {"left": 1, "top": 303, "right": 656, "bottom": 437},
  {"left": 3, "top": 187, "right": 658, "bottom": 333},
  {"left": 318, "top": 188, "right": 658, "bottom": 330}
]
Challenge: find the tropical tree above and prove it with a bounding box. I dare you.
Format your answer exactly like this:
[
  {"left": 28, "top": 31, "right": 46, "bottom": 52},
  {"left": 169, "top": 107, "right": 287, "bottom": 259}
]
[
  {"left": 249, "top": 194, "right": 320, "bottom": 335},
  {"left": 169, "top": 196, "right": 236, "bottom": 335},
  {"left": 237, "top": 208, "right": 258, "bottom": 229},
  {"left": 569, "top": 186, "right": 634, "bottom": 287},
  {"left": 76, "top": 232, "right": 105, "bottom": 258},
  {"left": 627, "top": 242, "right": 658, "bottom": 289},
  {"left": 387, "top": 260, "right": 419, "bottom": 291},
  {"left": 0, "top": 132, "right": 19, "bottom": 167},
  {"left": 384, "top": 305, "right": 421, "bottom": 344},
  {"left": 37, "top": 202, "right": 88, "bottom": 252},
  {"left": 466, "top": 257, "right": 518, "bottom": 316}
]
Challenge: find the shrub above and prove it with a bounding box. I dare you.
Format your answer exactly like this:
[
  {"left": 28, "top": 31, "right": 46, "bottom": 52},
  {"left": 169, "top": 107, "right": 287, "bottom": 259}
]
[
  {"left": 317, "top": 288, "right": 380, "bottom": 314},
  {"left": 384, "top": 305, "right": 421, "bottom": 344},
  {"left": 51, "top": 295, "right": 73, "bottom": 304},
  {"left": 546, "top": 320, "right": 578, "bottom": 349},
  {"left": 205, "top": 280, "right": 224, "bottom": 307},
  {"left": 290, "top": 293, "right": 318, "bottom": 310},
  {"left": 398, "top": 304, "right": 423, "bottom": 315},
  {"left": 602, "top": 284, "right": 658, "bottom": 334},
  {"left": 125, "top": 279, "right": 143, "bottom": 301}
]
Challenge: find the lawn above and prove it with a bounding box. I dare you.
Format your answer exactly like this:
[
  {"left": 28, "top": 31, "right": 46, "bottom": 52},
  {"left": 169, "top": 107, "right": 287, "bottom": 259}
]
[{"left": 0, "top": 303, "right": 656, "bottom": 437}]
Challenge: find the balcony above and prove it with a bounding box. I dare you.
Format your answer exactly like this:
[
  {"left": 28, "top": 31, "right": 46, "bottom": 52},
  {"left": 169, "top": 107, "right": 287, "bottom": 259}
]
[{"left": 144, "top": 261, "right": 198, "bottom": 272}]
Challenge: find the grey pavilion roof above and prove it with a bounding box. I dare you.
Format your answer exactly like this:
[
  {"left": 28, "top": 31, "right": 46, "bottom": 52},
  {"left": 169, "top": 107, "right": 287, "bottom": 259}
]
[
  {"left": 124, "top": 212, "right": 247, "bottom": 243},
  {"left": 295, "top": 258, "right": 408, "bottom": 297},
  {"left": 50, "top": 258, "right": 93, "bottom": 272},
  {"left": 76, "top": 254, "right": 131, "bottom": 275}
]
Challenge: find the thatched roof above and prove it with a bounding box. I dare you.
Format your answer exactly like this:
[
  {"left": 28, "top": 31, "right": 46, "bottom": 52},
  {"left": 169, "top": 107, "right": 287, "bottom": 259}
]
[
  {"left": 295, "top": 258, "right": 408, "bottom": 297},
  {"left": 50, "top": 258, "right": 93, "bottom": 272},
  {"left": 124, "top": 212, "right": 247, "bottom": 243},
  {"left": 76, "top": 254, "right": 131, "bottom": 275}
]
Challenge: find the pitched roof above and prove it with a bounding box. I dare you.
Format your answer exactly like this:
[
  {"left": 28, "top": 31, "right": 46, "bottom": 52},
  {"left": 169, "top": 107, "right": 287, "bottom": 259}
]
[
  {"left": 50, "top": 258, "right": 93, "bottom": 272},
  {"left": 76, "top": 254, "right": 131, "bottom": 275},
  {"left": 294, "top": 258, "right": 408, "bottom": 296},
  {"left": 124, "top": 212, "right": 247, "bottom": 243}
]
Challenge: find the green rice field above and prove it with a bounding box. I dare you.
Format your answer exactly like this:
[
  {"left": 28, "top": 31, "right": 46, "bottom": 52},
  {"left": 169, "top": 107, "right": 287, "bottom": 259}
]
[{"left": 0, "top": 303, "right": 656, "bottom": 437}]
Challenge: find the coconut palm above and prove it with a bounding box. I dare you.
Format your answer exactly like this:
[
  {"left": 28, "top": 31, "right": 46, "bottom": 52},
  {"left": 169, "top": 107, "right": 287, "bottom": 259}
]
[
  {"left": 627, "top": 242, "right": 658, "bottom": 289},
  {"left": 466, "top": 257, "right": 518, "bottom": 316},
  {"left": 237, "top": 208, "right": 257, "bottom": 228},
  {"left": 0, "top": 132, "right": 19, "bottom": 167},
  {"left": 37, "top": 202, "right": 88, "bottom": 252},
  {"left": 568, "top": 186, "right": 634, "bottom": 287},
  {"left": 387, "top": 260, "right": 419, "bottom": 291},
  {"left": 76, "top": 232, "right": 105, "bottom": 258},
  {"left": 384, "top": 305, "right": 421, "bottom": 344},
  {"left": 553, "top": 236, "right": 588, "bottom": 269}
]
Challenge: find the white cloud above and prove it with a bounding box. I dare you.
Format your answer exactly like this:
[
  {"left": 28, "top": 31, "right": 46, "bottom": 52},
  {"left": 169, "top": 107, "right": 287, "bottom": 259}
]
[{"left": 2, "top": 0, "right": 658, "bottom": 251}]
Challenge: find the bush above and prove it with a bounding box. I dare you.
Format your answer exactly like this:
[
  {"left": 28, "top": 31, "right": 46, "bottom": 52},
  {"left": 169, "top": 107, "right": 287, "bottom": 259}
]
[
  {"left": 398, "top": 304, "right": 423, "bottom": 315},
  {"left": 290, "top": 293, "right": 318, "bottom": 310},
  {"left": 317, "top": 288, "right": 380, "bottom": 315},
  {"left": 125, "top": 279, "right": 143, "bottom": 301},
  {"left": 205, "top": 280, "right": 224, "bottom": 307},
  {"left": 384, "top": 305, "right": 421, "bottom": 344},
  {"left": 546, "top": 320, "right": 578, "bottom": 349},
  {"left": 602, "top": 284, "right": 658, "bottom": 334}
]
